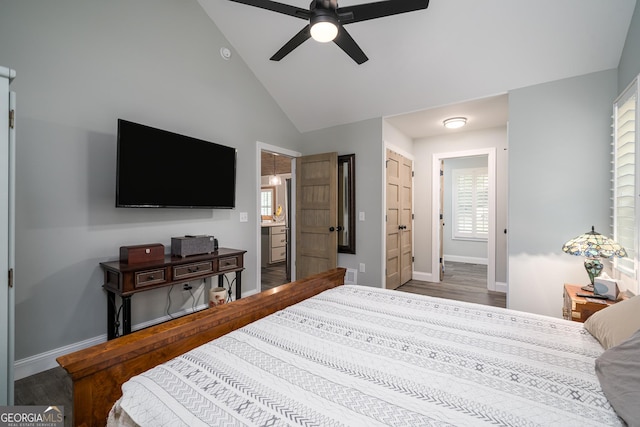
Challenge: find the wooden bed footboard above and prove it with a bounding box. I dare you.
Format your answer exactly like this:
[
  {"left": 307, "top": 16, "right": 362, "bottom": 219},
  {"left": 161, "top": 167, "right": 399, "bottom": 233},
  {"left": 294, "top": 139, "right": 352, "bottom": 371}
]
[{"left": 57, "top": 268, "right": 346, "bottom": 427}]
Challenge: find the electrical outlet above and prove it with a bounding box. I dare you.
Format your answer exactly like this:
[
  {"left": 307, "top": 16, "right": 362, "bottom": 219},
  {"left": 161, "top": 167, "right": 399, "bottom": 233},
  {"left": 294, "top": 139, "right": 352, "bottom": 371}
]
[{"left": 182, "top": 283, "right": 192, "bottom": 291}]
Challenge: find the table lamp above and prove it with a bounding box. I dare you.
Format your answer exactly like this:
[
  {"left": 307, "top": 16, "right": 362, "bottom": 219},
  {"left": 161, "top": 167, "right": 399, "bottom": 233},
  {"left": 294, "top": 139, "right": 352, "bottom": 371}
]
[{"left": 562, "top": 226, "right": 627, "bottom": 291}]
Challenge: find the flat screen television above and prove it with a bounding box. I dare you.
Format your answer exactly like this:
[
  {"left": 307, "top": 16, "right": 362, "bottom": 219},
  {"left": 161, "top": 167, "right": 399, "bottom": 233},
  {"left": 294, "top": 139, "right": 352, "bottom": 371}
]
[{"left": 116, "top": 119, "right": 236, "bottom": 208}]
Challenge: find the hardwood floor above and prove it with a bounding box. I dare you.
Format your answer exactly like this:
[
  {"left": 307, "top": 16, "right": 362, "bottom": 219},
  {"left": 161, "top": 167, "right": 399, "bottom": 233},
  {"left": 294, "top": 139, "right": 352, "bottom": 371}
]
[
  {"left": 397, "top": 261, "right": 506, "bottom": 308},
  {"left": 15, "top": 261, "right": 503, "bottom": 424},
  {"left": 14, "top": 365, "right": 73, "bottom": 427},
  {"left": 261, "top": 262, "right": 288, "bottom": 291}
]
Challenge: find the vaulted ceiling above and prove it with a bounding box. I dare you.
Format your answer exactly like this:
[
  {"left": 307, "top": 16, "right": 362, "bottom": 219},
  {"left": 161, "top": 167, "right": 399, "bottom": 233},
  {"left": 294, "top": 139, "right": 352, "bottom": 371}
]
[{"left": 198, "top": 0, "right": 636, "bottom": 137}]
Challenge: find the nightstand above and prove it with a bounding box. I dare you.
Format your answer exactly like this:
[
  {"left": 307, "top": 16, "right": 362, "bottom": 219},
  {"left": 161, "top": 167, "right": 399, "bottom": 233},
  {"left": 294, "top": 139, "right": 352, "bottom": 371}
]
[{"left": 563, "top": 283, "right": 621, "bottom": 322}]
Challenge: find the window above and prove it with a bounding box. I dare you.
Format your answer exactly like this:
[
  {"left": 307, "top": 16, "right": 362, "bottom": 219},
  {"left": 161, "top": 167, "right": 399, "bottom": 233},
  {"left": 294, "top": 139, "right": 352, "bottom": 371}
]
[
  {"left": 260, "top": 187, "right": 275, "bottom": 218},
  {"left": 613, "top": 77, "right": 639, "bottom": 278},
  {"left": 452, "top": 167, "right": 488, "bottom": 240}
]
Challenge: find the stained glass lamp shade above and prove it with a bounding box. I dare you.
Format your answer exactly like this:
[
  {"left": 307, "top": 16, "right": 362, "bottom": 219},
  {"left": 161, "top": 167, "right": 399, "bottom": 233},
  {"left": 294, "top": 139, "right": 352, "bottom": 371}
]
[{"left": 562, "top": 226, "right": 627, "bottom": 286}]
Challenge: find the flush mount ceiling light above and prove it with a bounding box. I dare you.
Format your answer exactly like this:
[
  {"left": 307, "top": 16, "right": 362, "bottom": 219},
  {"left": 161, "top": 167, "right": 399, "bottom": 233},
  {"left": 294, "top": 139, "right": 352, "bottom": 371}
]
[{"left": 443, "top": 117, "right": 467, "bottom": 129}]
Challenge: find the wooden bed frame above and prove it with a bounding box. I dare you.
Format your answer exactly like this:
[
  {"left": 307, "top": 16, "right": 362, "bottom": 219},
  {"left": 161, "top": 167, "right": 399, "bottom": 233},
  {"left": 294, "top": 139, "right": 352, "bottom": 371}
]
[{"left": 57, "top": 267, "right": 346, "bottom": 427}]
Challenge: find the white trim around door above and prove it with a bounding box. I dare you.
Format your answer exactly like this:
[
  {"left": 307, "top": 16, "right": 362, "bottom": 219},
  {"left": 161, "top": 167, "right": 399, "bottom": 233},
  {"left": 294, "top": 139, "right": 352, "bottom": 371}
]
[
  {"left": 431, "top": 148, "right": 497, "bottom": 291},
  {"left": 256, "top": 142, "right": 301, "bottom": 293}
]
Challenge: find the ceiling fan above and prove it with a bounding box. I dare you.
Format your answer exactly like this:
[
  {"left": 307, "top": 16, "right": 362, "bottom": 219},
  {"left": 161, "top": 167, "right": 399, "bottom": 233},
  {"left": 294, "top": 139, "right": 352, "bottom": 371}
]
[{"left": 227, "top": 0, "right": 430, "bottom": 64}]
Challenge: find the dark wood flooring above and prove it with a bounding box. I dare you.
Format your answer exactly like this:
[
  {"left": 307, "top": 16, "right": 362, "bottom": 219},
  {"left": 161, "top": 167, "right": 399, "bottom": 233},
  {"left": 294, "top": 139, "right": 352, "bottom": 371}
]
[
  {"left": 14, "top": 365, "right": 73, "bottom": 427},
  {"left": 261, "top": 262, "right": 288, "bottom": 291},
  {"left": 15, "top": 261, "right": 503, "bottom": 425},
  {"left": 397, "top": 261, "right": 506, "bottom": 308}
]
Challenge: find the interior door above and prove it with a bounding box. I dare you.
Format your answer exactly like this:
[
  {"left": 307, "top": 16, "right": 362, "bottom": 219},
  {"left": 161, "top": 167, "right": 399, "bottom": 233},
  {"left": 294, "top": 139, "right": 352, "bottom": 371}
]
[
  {"left": 439, "top": 160, "right": 444, "bottom": 281},
  {"left": 386, "top": 149, "right": 413, "bottom": 289},
  {"left": 385, "top": 150, "right": 401, "bottom": 289},
  {"left": 399, "top": 154, "right": 413, "bottom": 285},
  {"left": 296, "top": 152, "right": 338, "bottom": 279}
]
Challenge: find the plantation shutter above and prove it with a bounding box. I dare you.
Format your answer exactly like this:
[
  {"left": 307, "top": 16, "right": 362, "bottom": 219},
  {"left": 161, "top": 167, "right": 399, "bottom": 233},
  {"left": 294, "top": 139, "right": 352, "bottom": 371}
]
[
  {"left": 475, "top": 172, "right": 489, "bottom": 235},
  {"left": 453, "top": 167, "right": 488, "bottom": 240},
  {"left": 613, "top": 78, "right": 638, "bottom": 277}
]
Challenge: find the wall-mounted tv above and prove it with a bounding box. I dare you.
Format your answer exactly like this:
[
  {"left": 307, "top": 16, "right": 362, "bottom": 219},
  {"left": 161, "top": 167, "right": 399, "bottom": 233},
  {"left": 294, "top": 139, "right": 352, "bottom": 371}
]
[{"left": 116, "top": 119, "right": 236, "bottom": 209}]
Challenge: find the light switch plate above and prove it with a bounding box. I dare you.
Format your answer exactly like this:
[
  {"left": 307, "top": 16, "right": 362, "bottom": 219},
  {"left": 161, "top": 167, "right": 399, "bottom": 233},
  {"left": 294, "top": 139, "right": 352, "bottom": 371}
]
[{"left": 239, "top": 212, "right": 248, "bottom": 222}]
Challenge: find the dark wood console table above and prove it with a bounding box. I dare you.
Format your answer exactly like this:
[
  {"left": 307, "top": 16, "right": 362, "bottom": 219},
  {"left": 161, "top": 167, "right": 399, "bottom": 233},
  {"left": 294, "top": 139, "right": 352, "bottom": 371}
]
[{"left": 100, "top": 247, "right": 246, "bottom": 340}]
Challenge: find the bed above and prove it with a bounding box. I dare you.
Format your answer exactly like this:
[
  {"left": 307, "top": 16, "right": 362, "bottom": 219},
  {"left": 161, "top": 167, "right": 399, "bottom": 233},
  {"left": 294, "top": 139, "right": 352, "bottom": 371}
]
[{"left": 58, "top": 268, "right": 638, "bottom": 426}]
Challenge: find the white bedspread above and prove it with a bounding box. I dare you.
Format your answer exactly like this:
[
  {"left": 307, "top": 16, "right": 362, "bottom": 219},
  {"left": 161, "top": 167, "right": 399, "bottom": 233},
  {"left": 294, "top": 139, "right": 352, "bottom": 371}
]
[{"left": 108, "top": 285, "right": 622, "bottom": 426}]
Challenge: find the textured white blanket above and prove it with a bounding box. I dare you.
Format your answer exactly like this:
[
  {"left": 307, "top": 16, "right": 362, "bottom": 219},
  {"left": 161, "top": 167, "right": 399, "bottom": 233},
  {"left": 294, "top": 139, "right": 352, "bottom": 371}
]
[{"left": 108, "top": 285, "right": 622, "bottom": 426}]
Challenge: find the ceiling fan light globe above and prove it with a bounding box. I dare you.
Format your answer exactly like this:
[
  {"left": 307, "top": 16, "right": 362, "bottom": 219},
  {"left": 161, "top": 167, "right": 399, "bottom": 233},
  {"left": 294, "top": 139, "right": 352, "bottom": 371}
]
[{"left": 311, "top": 21, "right": 338, "bottom": 43}]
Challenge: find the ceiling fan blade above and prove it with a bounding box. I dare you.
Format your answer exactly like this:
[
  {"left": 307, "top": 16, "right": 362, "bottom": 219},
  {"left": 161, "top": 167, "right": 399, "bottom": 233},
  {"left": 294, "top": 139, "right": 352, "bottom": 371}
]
[
  {"left": 333, "top": 26, "right": 368, "bottom": 64},
  {"left": 228, "top": 0, "right": 310, "bottom": 20},
  {"left": 338, "top": 0, "right": 429, "bottom": 25},
  {"left": 270, "top": 25, "right": 312, "bottom": 61}
]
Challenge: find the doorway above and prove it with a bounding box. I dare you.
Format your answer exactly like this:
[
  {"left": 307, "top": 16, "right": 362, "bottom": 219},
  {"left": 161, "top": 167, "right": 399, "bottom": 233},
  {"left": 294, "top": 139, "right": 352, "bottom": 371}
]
[
  {"left": 259, "top": 148, "right": 295, "bottom": 291},
  {"left": 441, "top": 155, "right": 489, "bottom": 288},
  {"left": 432, "top": 148, "right": 496, "bottom": 290}
]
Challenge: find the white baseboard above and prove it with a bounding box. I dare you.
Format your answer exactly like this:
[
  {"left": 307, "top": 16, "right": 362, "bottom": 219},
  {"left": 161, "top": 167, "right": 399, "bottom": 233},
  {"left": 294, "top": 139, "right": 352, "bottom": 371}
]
[
  {"left": 495, "top": 281, "right": 508, "bottom": 293},
  {"left": 15, "top": 334, "right": 107, "bottom": 381},
  {"left": 15, "top": 304, "right": 209, "bottom": 380},
  {"left": 444, "top": 255, "right": 488, "bottom": 265},
  {"left": 412, "top": 271, "right": 433, "bottom": 282}
]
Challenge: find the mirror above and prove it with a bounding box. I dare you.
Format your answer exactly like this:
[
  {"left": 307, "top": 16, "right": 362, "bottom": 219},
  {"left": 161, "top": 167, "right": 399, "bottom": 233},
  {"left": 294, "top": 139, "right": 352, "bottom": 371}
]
[{"left": 338, "top": 154, "right": 356, "bottom": 254}]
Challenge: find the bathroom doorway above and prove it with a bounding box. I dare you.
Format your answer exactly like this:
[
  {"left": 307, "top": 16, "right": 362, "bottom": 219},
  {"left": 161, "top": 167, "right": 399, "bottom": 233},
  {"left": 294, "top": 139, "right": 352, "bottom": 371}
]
[{"left": 260, "top": 149, "right": 294, "bottom": 291}]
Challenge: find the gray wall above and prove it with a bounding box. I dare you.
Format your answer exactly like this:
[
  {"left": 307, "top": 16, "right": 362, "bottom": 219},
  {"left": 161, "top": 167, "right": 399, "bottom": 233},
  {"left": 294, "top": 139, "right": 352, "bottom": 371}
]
[
  {"left": 507, "top": 69, "right": 618, "bottom": 316},
  {"left": 618, "top": 2, "right": 640, "bottom": 93},
  {"left": 443, "top": 156, "right": 489, "bottom": 262},
  {"left": 301, "top": 118, "right": 384, "bottom": 286},
  {"left": 383, "top": 122, "right": 414, "bottom": 154},
  {"left": 0, "top": 0, "right": 301, "bottom": 361}
]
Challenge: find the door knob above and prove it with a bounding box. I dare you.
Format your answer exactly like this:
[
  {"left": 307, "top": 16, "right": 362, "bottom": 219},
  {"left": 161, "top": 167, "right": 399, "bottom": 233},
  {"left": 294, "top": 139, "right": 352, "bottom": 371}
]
[{"left": 329, "top": 226, "right": 335, "bottom": 232}]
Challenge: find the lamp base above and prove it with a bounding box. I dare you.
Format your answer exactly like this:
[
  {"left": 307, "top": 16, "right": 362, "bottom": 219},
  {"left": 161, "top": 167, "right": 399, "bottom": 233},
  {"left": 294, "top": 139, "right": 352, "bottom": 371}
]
[
  {"left": 584, "top": 257, "right": 603, "bottom": 288},
  {"left": 581, "top": 284, "right": 594, "bottom": 292}
]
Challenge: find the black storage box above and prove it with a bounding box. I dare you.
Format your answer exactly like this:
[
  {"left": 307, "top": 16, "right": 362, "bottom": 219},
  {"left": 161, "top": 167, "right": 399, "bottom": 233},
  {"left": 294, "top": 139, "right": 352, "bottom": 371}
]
[{"left": 171, "top": 235, "right": 217, "bottom": 257}]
